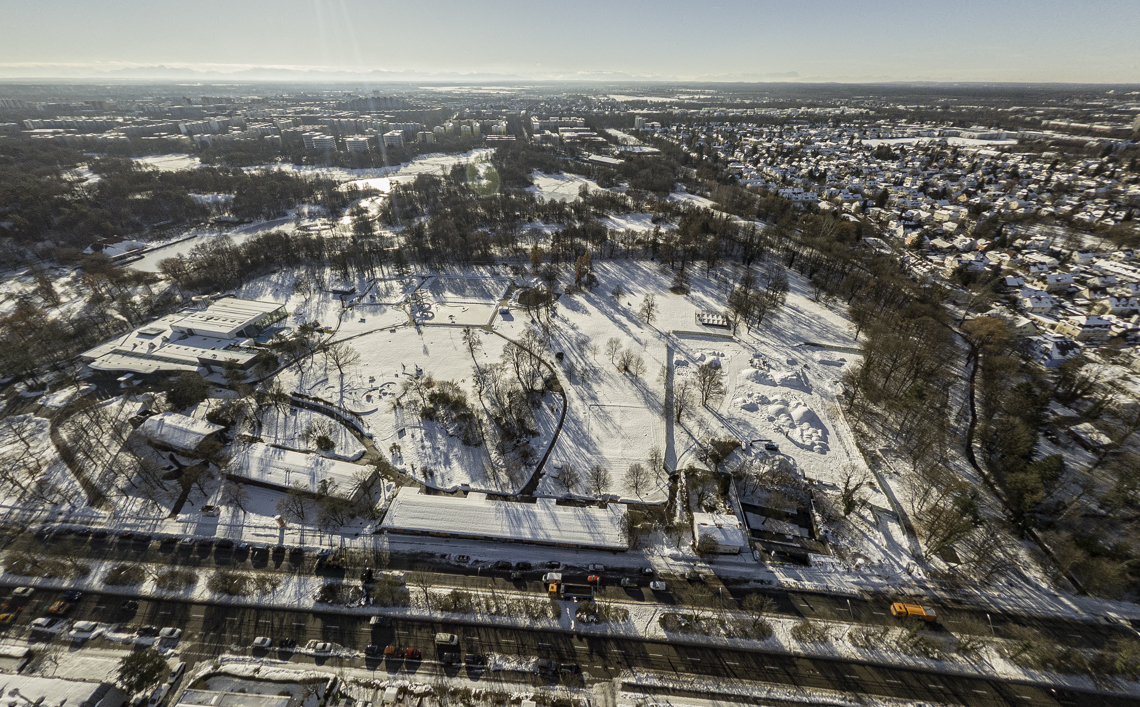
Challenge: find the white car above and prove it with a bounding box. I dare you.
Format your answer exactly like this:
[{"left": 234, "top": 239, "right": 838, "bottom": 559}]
[
  {"left": 252, "top": 636, "right": 273, "bottom": 649},
  {"left": 31, "top": 617, "right": 60, "bottom": 631},
  {"left": 12, "top": 587, "right": 34, "bottom": 599},
  {"left": 306, "top": 640, "right": 332, "bottom": 655},
  {"left": 69, "top": 621, "right": 98, "bottom": 639},
  {"left": 587, "top": 564, "right": 605, "bottom": 571},
  {"left": 649, "top": 581, "right": 667, "bottom": 592},
  {"left": 159, "top": 627, "right": 181, "bottom": 640}
]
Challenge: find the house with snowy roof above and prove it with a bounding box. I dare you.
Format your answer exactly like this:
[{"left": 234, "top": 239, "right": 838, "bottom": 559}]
[
  {"left": 136, "top": 412, "right": 224, "bottom": 455},
  {"left": 1023, "top": 334, "right": 1081, "bottom": 368},
  {"left": 1053, "top": 315, "right": 1114, "bottom": 342}
]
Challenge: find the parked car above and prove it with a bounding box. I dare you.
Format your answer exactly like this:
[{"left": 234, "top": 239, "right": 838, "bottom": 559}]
[
  {"left": 383, "top": 645, "right": 401, "bottom": 658},
  {"left": 649, "top": 581, "right": 667, "bottom": 592},
  {"left": 403, "top": 648, "right": 421, "bottom": 661},
  {"left": 545, "top": 561, "right": 561, "bottom": 569},
  {"left": 640, "top": 567, "right": 655, "bottom": 576},
  {"left": 252, "top": 636, "right": 273, "bottom": 649},
  {"left": 62, "top": 591, "right": 82, "bottom": 602},
  {"left": 515, "top": 562, "right": 532, "bottom": 571},
  {"left": 370, "top": 615, "right": 392, "bottom": 627},
  {"left": 120, "top": 600, "right": 139, "bottom": 612},
  {"left": 277, "top": 638, "right": 297, "bottom": 650},
  {"left": 586, "top": 575, "right": 602, "bottom": 584},
  {"left": 587, "top": 564, "right": 605, "bottom": 571},
  {"left": 167, "top": 662, "right": 186, "bottom": 685},
  {"left": 215, "top": 538, "right": 234, "bottom": 549},
  {"left": 136, "top": 626, "right": 160, "bottom": 637},
  {"left": 47, "top": 601, "right": 71, "bottom": 616},
  {"left": 534, "top": 659, "right": 559, "bottom": 675},
  {"left": 31, "top": 617, "right": 59, "bottom": 631},
  {"left": 435, "top": 632, "right": 459, "bottom": 645},
  {"left": 441, "top": 652, "right": 461, "bottom": 664},
  {"left": 364, "top": 644, "right": 382, "bottom": 657},
  {"left": 465, "top": 653, "right": 485, "bottom": 666},
  {"left": 560, "top": 663, "right": 582, "bottom": 676},
  {"left": 510, "top": 571, "right": 524, "bottom": 581},
  {"left": 307, "top": 640, "right": 332, "bottom": 655},
  {"left": 764, "top": 442, "right": 780, "bottom": 451},
  {"left": 0, "top": 613, "right": 16, "bottom": 625},
  {"left": 620, "top": 577, "right": 638, "bottom": 588},
  {"left": 12, "top": 587, "right": 34, "bottom": 599},
  {"left": 490, "top": 560, "right": 511, "bottom": 570},
  {"left": 159, "top": 627, "right": 182, "bottom": 640},
  {"left": 455, "top": 555, "right": 470, "bottom": 563}
]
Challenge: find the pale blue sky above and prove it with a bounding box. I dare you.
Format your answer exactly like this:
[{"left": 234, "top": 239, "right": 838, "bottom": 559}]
[{"left": 1, "top": 0, "right": 1137, "bottom": 82}]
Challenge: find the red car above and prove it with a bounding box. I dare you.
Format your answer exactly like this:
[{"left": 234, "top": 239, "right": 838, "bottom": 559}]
[
  {"left": 587, "top": 575, "right": 602, "bottom": 585},
  {"left": 403, "top": 648, "right": 421, "bottom": 661}
]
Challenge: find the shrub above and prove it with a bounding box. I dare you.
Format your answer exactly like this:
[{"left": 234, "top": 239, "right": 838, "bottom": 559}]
[
  {"left": 371, "top": 578, "right": 410, "bottom": 607},
  {"left": 154, "top": 569, "right": 197, "bottom": 591},
  {"left": 848, "top": 625, "right": 889, "bottom": 649},
  {"left": 207, "top": 570, "right": 252, "bottom": 596},
  {"left": 575, "top": 600, "right": 630, "bottom": 624},
  {"left": 3, "top": 552, "right": 86, "bottom": 579},
  {"left": 790, "top": 620, "right": 830, "bottom": 643},
  {"left": 104, "top": 564, "right": 146, "bottom": 586}
]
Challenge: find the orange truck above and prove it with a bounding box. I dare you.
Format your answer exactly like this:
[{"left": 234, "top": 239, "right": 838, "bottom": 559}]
[{"left": 890, "top": 602, "right": 937, "bottom": 622}]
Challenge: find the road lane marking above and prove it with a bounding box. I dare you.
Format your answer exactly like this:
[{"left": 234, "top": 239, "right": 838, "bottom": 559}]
[
  {"left": 649, "top": 653, "right": 662, "bottom": 657},
  {"left": 726, "top": 661, "right": 739, "bottom": 665}
]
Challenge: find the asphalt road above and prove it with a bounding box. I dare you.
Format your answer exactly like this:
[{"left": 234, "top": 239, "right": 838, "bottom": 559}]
[
  {"left": 8, "top": 524, "right": 1135, "bottom": 656},
  {"left": 4, "top": 587, "right": 1133, "bottom": 707}
]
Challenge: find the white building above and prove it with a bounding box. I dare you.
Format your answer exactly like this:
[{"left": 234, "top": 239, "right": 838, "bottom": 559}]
[
  {"left": 382, "top": 489, "right": 628, "bottom": 551},
  {"left": 137, "top": 412, "right": 224, "bottom": 453},
  {"left": 382, "top": 130, "right": 404, "bottom": 147},
  {"left": 692, "top": 512, "right": 747, "bottom": 554},
  {"left": 344, "top": 136, "right": 370, "bottom": 153}
]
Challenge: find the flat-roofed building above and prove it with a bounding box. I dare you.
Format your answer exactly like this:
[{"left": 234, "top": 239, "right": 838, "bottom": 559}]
[{"left": 80, "top": 297, "right": 284, "bottom": 376}]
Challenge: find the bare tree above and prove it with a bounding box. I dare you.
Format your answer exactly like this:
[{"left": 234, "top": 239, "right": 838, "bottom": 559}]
[
  {"left": 639, "top": 293, "right": 658, "bottom": 325},
  {"left": 461, "top": 327, "right": 483, "bottom": 363},
  {"left": 674, "top": 378, "right": 697, "bottom": 423},
  {"left": 605, "top": 337, "right": 622, "bottom": 364},
  {"left": 587, "top": 464, "right": 611, "bottom": 495},
  {"left": 325, "top": 341, "right": 361, "bottom": 377},
  {"left": 839, "top": 466, "right": 869, "bottom": 516},
  {"left": 612, "top": 284, "right": 625, "bottom": 299},
  {"left": 275, "top": 485, "right": 312, "bottom": 524},
  {"left": 555, "top": 464, "right": 580, "bottom": 494},
  {"left": 694, "top": 362, "right": 726, "bottom": 406},
  {"left": 220, "top": 480, "right": 250, "bottom": 513},
  {"left": 648, "top": 446, "right": 663, "bottom": 472},
  {"left": 626, "top": 462, "right": 650, "bottom": 495}
]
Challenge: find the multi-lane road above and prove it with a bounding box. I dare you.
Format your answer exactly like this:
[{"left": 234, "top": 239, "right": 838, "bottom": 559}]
[
  {"left": 3, "top": 586, "right": 1135, "bottom": 707},
  {"left": 4, "top": 526, "right": 1140, "bottom": 706}
]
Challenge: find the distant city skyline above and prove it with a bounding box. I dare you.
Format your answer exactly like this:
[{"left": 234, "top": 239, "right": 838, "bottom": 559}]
[{"left": 1, "top": 0, "right": 1138, "bottom": 84}]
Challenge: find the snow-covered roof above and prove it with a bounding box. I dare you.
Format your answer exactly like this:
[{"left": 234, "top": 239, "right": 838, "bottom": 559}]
[
  {"left": 137, "top": 412, "right": 223, "bottom": 451},
  {"left": 382, "top": 490, "right": 628, "bottom": 550},
  {"left": 692, "top": 512, "right": 747, "bottom": 551},
  {"left": 227, "top": 443, "right": 365, "bottom": 498},
  {"left": 172, "top": 297, "right": 285, "bottom": 339},
  {"left": 0, "top": 675, "right": 125, "bottom": 707}
]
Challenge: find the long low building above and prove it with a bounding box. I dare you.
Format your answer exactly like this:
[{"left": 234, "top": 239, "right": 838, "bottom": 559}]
[
  {"left": 227, "top": 443, "right": 373, "bottom": 501},
  {"left": 80, "top": 296, "right": 285, "bottom": 376},
  {"left": 381, "top": 490, "right": 628, "bottom": 551}
]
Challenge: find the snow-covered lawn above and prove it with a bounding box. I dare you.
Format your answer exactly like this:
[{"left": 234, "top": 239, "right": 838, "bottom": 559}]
[
  {"left": 133, "top": 153, "right": 202, "bottom": 172},
  {"left": 527, "top": 172, "right": 607, "bottom": 202},
  {"left": 259, "top": 407, "right": 365, "bottom": 461}
]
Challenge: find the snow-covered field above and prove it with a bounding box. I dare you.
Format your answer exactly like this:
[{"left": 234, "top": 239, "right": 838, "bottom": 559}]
[
  {"left": 527, "top": 172, "right": 607, "bottom": 202},
  {"left": 133, "top": 153, "right": 202, "bottom": 171}
]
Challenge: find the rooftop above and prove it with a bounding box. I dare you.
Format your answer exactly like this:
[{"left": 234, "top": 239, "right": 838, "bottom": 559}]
[{"left": 382, "top": 490, "right": 628, "bottom": 550}]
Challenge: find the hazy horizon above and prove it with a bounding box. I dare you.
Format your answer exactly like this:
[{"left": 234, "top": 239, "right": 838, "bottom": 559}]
[{"left": 1, "top": 0, "right": 1138, "bottom": 84}]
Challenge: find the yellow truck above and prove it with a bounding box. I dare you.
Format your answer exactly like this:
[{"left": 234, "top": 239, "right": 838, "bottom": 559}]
[{"left": 890, "top": 602, "right": 937, "bottom": 622}]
